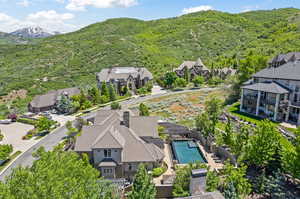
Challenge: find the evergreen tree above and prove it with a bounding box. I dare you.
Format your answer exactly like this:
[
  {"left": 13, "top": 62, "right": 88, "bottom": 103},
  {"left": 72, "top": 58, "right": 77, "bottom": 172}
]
[
  {"left": 128, "top": 164, "right": 156, "bottom": 199},
  {"left": 56, "top": 94, "right": 72, "bottom": 114},
  {"left": 139, "top": 103, "right": 150, "bottom": 116},
  {"left": 108, "top": 84, "right": 117, "bottom": 102},
  {"left": 265, "top": 171, "right": 287, "bottom": 199},
  {"left": 88, "top": 87, "right": 101, "bottom": 104},
  {"left": 183, "top": 67, "right": 190, "bottom": 82},
  {"left": 101, "top": 82, "right": 109, "bottom": 97},
  {"left": 223, "top": 182, "right": 239, "bottom": 199},
  {"left": 164, "top": 72, "right": 177, "bottom": 88}
]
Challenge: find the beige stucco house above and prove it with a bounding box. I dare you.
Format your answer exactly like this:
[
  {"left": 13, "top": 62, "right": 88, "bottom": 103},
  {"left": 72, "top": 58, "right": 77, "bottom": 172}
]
[{"left": 74, "top": 110, "right": 164, "bottom": 180}]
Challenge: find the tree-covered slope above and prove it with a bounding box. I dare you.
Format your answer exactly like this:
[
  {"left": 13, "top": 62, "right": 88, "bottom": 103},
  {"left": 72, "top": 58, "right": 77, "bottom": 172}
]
[
  {"left": 1, "top": 8, "right": 300, "bottom": 97},
  {"left": 0, "top": 32, "right": 29, "bottom": 45}
]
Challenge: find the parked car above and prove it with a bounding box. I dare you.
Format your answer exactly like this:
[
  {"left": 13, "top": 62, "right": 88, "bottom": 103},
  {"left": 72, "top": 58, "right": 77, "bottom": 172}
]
[{"left": 0, "top": 119, "right": 12, "bottom": 124}]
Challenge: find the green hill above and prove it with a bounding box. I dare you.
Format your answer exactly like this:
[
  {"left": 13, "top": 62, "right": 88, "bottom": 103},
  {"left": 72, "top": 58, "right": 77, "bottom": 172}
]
[
  {"left": 1, "top": 8, "right": 300, "bottom": 106},
  {"left": 0, "top": 32, "right": 30, "bottom": 45}
]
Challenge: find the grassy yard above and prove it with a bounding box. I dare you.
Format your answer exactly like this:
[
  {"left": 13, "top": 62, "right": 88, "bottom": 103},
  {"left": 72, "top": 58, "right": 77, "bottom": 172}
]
[{"left": 227, "top": 102, "right": 279, "bottom": 126}]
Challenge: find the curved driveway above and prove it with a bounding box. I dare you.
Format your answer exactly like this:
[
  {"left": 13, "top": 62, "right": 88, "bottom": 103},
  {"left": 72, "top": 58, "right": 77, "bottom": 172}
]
[{"left": 0, "top": 87, "right": 220, "bottom": 181}]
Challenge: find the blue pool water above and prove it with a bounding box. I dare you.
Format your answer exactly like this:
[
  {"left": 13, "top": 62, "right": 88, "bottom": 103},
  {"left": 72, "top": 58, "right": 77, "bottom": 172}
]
[{"left": 172, "top": 141, "right": 207, "bottom": 164}]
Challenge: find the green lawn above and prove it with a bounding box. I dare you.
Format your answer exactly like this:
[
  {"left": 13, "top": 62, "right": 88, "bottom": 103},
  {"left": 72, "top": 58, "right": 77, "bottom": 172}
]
[
  {"left": 227, "top": 102, "right": 279, "bottom": 126},
  {"left": 0, "top": 151, "right": 22, "bottom": 172}
]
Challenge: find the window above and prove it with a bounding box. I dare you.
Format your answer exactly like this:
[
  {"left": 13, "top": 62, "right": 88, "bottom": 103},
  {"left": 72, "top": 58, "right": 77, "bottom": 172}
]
[
  {"left": 104, "top": 149, "right": 111, "bottom": 158},
  {"left": 103, "top": 169, "right": 113, "bottom": 174},
  {"left": 128, "top": 164, "right": 132, "bottom": 171},
  {"left": 294, "top": 94, "right": 298, "bottom": 103}
]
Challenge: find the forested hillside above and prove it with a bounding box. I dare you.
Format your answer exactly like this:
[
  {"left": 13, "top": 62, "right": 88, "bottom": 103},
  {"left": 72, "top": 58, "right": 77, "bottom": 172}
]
[
  {"left": 0, "top": 32, "right": 29, "bottom": 45},
  {"left": 1, "top": 8, "right": 300, "bottom": 107}
]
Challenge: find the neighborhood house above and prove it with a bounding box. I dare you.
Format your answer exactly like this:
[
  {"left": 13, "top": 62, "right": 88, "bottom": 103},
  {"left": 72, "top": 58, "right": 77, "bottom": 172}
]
[
  {"left": 175, "top": 58, "right": 236, "bottom": 80},
  {"left": 96, "top": 67, "right": 153, "bottom": 94},
  {"left": 240, "top": 52, "right": 300, "bottom": 125},
  {"left": 28, "top": 87, "right": 80, "bottom": 113},
  {"left": 74, "top": 110, "right": 164, "bottom": 180}
]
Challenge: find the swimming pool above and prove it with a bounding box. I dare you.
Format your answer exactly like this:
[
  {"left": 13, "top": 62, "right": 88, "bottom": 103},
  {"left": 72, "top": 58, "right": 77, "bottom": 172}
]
[{"left": 171, "top": 140, "right": 207, "bottom": 164}]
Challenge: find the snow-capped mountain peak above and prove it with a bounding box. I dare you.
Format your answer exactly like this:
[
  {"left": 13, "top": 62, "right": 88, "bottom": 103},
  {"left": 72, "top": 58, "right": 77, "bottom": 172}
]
[{"left": 10, "top": 26, "right": 60, "bottom": 38}]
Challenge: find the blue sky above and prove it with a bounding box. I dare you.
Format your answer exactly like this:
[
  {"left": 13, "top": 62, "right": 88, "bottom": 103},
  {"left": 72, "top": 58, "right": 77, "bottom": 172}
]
[{"left": 0, "top": 0, "right": 299, "bottom": 33}]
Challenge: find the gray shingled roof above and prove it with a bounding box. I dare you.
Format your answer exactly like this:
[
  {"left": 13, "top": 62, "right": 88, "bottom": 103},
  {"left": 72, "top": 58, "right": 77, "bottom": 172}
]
[
  {"left": 29, "top": 87, "right": 80, "bottom": 108},
  {"left": 130, "top": 116, "right": 159, "bottom": 137},
  {"left": 74, "top": 110, "right": 164, "bottom": 163},
  {"left": 242, "top": 82, "right": 289, "bottom": 94},
  {"left": 253, "top": 61, "right": 300, "bottom": 81},
  {"left": 97, "top": 67, "right": 153, "bottom": 82},
  {"left": 268, "top": 52, "right": 300, "bottom": 64},
  {"left": 176, "top": 58, "right": 209, "bottom": 71}
]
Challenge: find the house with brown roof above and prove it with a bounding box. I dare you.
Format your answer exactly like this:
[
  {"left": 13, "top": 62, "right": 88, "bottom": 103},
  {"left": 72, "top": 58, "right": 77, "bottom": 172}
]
[
  {"left": 28, "top": 87, "right": 80, "bottom": 113},
  {"left": 96, "top": 67, "right": 153, "bottom": 94},
  {"left": 240, "top": 52, "right": 300, "bottom": 125},
  {"left": 74, "top": 110, "right": 164, "bottom": 180}
]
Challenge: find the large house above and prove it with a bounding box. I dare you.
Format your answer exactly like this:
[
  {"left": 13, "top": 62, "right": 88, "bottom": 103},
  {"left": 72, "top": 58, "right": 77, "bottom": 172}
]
[
  {"left": 175, "top": 58, "right": 236, "bottom": 80},
  {"left": 96, "top": 67, "right": 153, "bottom": 94},
  {"left": 28, "top": 87, "right": 80, "bottom": 113},
  {"left": 240, "top": 52, "right": 300, "bottom": 125},
  {"left": 174, "top": 58, "right": 210, "bottom": 80},
  {"left": 74, "top": 110, "right": 164, "bottom": 180},
  {"left": 268, "top": 52, "right": 300, "bottom": 67}
]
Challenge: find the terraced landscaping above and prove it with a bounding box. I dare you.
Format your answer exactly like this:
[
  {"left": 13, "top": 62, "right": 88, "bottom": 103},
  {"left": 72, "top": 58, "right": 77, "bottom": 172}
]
[{"left": 130, "top": 87, "right": 230, "bottom": 128}]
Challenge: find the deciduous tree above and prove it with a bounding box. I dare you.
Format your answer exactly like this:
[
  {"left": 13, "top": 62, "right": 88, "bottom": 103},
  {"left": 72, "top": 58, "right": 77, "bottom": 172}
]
[
  {"left": 128, "top": 164, "right": 156, "bottom": 199},
  {"left": 0, "top": 147, "right": 119, "bottom": 199},
  {"left": 139, "top": 103, "right": 150, "bottom": 116}
]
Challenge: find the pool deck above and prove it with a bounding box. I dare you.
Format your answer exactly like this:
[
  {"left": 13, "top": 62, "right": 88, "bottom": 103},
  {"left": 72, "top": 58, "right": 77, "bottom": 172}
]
[
  {"left": 153, "top": 143, "right": 175, "bottom": 185},
  {"left": 197, "top": 143, "right": 224, "bottom": 170}
]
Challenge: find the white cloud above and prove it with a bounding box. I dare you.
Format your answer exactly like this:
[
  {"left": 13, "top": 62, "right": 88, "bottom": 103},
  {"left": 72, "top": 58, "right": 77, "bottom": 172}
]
[
  {"left": 0, "top": 10, "right": 78, "bottom": 33},
  {"left": 182, "top": 5, "right": 213, "bottom": 15},
  {"left": 65, "top": 0, "right": 138, "bottom": 11},
  {"left": 241, "top": 5, "right": 260, "bottom": 13},
  {"left": 27, "top": 10, "right": 74, "bottom": 21},
  {"left": 56, "top": 0, "right": 65, "bottom": 3},
  {"left": 17, "top": 0, "right": 30, "bottom": 7}
]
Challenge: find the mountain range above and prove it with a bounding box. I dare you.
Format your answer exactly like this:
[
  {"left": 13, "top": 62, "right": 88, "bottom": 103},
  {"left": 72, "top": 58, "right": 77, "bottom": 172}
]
[
  {"left": 1, "top": 8, "right": 300, "bottom": 107},
  {"left": 0, "top": 27, "right": 59, "bottom": 44},
  {"left": 10, "top": 26, "right": 59, "bottom": 39}
]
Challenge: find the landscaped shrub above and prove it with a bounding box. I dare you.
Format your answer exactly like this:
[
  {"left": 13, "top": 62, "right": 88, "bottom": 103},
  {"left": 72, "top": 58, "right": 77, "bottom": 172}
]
[
  {"left": 23, "top": 129, "right": 37, "bottom": 140},
  {"left": 17, "top": 117, "right": 37, "bottom": 126},
  {"left": 0, "top": 144, "right": 13, "bottom": 160},
  {"left": 0, "top": 130, "right": 3, "bottom": 141},
  {"left": 111, "top": 102, "right": 121, "bottom": 110},
  {"left": 152, "top": 164, "right": 167, "bottom": 178}
]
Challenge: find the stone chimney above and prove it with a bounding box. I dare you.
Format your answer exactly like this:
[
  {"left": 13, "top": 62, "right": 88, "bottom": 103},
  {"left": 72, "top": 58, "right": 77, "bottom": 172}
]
[{"left": 123, "top": 111, "right": 130, "bottom": 128}]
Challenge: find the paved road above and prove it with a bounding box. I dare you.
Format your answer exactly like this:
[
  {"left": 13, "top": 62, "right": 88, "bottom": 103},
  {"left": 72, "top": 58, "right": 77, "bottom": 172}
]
[
  {"left": 0, "top": 125, "right": 68, "bottom": 181},
  {"left": 0, "top": 86, "right": 221, "bottom": 181}
]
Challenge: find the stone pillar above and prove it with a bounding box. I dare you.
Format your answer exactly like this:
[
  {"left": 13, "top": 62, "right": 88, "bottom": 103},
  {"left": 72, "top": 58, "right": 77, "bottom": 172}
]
[
  {"left": 256, "top": 91, "right": 261, "bottom": 116},
  {"left": 123, "top": 111, "right": 130, "bottom": 128},
  {"left": 240, "top": 89, "right": 244, "bottom": 111},
  {"left": 273, "top": 94, "right": 280, "bottom": 121},
  {"left": 285, "top": 94, "right": 290, "bottom": 122},
  {"left": 297, "top": 109, "right": 300, "bottom": 126}
]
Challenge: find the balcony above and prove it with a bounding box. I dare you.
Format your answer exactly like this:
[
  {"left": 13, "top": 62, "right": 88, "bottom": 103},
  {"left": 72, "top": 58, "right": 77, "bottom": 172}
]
[
  {"left": 243, "top": 95, "right": 258, "bottom": 101},
  {"left": 291, "top": 101, "right": 300, "bottom": 107},
  {"left": 260, "top": 98, "right": 276, "bottom": 105}
]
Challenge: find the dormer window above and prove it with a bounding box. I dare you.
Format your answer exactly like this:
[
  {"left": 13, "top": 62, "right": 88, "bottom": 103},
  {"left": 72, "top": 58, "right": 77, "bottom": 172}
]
[{"left": 104, "top": 149, "right": 112, "bottom": 158}]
